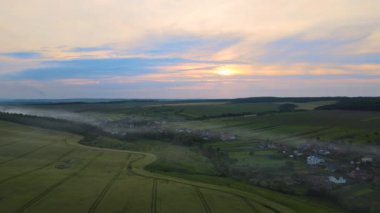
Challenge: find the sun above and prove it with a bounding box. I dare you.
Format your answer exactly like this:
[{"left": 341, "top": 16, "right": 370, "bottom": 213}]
[{"left": 215, "top": 68, "right": 235, "bottom": 76}]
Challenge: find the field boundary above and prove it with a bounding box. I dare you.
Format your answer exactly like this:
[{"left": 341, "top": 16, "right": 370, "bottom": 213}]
[
  {"left": 273, "top": 127, "right": 331, "bottom": 143},
  {"left": 0, "top": 141, "right": 17, "bottom": 147}
]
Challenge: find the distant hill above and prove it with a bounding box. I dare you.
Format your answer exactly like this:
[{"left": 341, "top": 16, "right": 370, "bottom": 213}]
[{"left": 231, "top": 97, "right": 349, "bottom": 103}]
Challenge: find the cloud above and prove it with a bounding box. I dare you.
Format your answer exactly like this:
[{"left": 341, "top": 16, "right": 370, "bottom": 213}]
[
  {"left": 0, "top": 0, "right": 380, "bottom": 98},
  {"left": 57, "top": 78, "right": 100, "bottom": 85},
  {"left": 69, "top": 46, "right": 113, "bottom": 52},
  {"left": 259, "top": 35, "right": 380, "bottom": 64},
  {"left": 136, "top": 35, "right": 241, "bottom": 59},
  {"left": 1, "top": 0, "right": 379, "bottom": 52},
  {"left": 1, "top": 51, "right": 41, "bottom": 59}
]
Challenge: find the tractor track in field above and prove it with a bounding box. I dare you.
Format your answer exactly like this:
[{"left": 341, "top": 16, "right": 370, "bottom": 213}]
[
  {"left": 273, "top": 127, "right": 331, "bottom": 143},
  {"left": 87, "top": 153, "right": 131, "bottom": 213},
  {"left": 261, "top": 203, "right": 281, "bottom": 213},
  {"left": 239, "top": 195, "right": 280, "bottom": 213},
  {"left": 0, "top": 148, "right": 76, "bottom": 185},
  {"left": 150, "top": 179, "right": 158, "bottom": 213},
  {"left": 248, "top": 125, "right": 283, "bottom": 133},
  {"left": 15, "top": 151, "right": 104, "bottom": 213},
  {"left": 0, "top": 142, "right": 54, "bottom": 165},
  {"left": 128, "top": 154, "right": 285, "bottom": 213},
  {"left": 194, "top": 187, "right": 211, "bottom": 213},
  {"left": 0, "top": 141, "right": 17, "bottom": 147},
  {"left": 241, "top": 197, "right": 259, "bottom": 213}
]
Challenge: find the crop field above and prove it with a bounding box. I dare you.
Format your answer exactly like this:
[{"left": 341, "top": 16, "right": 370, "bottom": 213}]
[
  {"left": 0, "top": 120, "right": 341, "bottom": 213},
  {"left": 2, "top": 98, "right": 379, "bottom": 212},
  {"left": 170, "top": 110, "right": 380, "bottom": 145}
]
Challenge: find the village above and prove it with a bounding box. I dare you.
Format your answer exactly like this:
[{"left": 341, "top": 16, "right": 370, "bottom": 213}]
[
  {"left": 95, "top": 117, "right": 380, "bottom": 194},
  {"left": 99, "top": 117, "right": 239, "bottom": 142},
  {"left": 257, "top": 140, "right": 380, "bottom": 188}
]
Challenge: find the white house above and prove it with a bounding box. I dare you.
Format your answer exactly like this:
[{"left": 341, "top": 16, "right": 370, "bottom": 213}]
[
  {"left": 361, "top": 157, "right": 373, "bottom": 163},
  {"left": 307, "top": 155, "right": 324, "bottom": 165},
  {"left": 328, "top": 176, "right": 347, "bottom": 184}
]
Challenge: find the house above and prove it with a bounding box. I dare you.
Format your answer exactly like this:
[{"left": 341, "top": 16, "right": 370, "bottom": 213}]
[
  {"left": 307, "top": 155, "right": 324, "bottom": 165},
  {"left": 318, "top": 149, "right": 331, "bottom": 155},
  {"left": 326, "top": 164, "right": 339, "bottom": 172},
  {"left": 301, "top": 175, "right": 328, "bottom": 187},
  {"left": 328, "top": 176, "right": 346, "bottom": 184},
  {"left": 293, "top": 150, "right": 303, "bottom": 157},
  {"left": 349, "top": 167, "right": 373, "bottom": 181},
  {"left": 220, "top": 133, "right": 237, "bottom": 141},
  {"left": 361, "top": 156, "right": 374, "bottom": 163}
]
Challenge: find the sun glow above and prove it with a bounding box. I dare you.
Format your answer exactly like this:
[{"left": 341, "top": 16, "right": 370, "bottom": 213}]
[{"left": 215, "top": 68, "right": 235, "bottom": 76}]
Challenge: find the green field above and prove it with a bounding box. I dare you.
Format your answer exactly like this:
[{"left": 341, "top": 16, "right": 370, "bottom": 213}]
[
  {"left": 0, "top": 120, "right": 343, "bottom": 213},
  {"left": 2, "top": 98, "right": 380, "bottom": 212}
]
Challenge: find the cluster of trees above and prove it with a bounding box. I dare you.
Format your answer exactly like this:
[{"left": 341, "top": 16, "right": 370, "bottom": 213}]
[
  {"left": 316, "top": 97, "right": 380, "bottom": 111},
  {"left": 194, "top": 112, "right": 253, "bottom": 120},
  {"left": 200, "top": 147, "right": 236, "bottom": 176},
  {"left": 194, "top": 103, "right": 300, "bottom": 120},
  {"left": 0, "top": 112, "right": 106, "bottom": 144},
  {"left": 121, "top": 130, "right": 210, "bottom": 146},
  {"left": 233, "top": 96, "right": 380, "bottom": 112}
]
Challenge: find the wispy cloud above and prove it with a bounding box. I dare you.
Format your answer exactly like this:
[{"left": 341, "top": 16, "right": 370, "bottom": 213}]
[
  {"left": 69, "top": 46, "right": 113, "bottom": 52},
  {"left": 57, "top": 78, "right": 100, "bottom": 85},
  {"left": 1, "top": 51, "right": 41, "bottom": 59}
]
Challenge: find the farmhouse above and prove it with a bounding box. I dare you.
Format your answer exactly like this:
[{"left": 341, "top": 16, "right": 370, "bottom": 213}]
[
  {"left": 361, "top": 156, "right": 374, "bottom": 163},
  {"left": 328, "top": 176, "right": 346, "bottom": 184},
  {"left": 326, "top": 164, "right": 339, "bottom": 172},
  {"left": 349, "top": 167, "right": 373, "bottom": 181},
  {"left": 318, "top": 149, "right": 330, "bottom": 155},
  {"left": 307, "top": 155, "right": 324, "bottom": 165},
  {"left": 220, "top": 133, "right": 237, "bottom": 141},
  {"left": 293, "top": 150, "right": 303, "bottom": 157}
]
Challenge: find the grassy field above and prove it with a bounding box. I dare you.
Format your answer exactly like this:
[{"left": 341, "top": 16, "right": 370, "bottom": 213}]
[{"left": 0, "top": 120, "right": 343, "bottom": 213}]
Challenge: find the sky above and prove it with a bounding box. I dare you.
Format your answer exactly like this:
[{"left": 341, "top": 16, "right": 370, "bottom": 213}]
[{"left": 0, "top": 0, "right": 380, "bottom": 99}]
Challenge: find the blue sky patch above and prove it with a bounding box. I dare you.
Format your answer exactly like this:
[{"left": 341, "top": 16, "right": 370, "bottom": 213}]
[{"left": 7, "top": 57, "right": 190, "bottom": 80}]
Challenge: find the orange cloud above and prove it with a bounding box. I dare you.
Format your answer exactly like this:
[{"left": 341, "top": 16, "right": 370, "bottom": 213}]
[{"left": 58, "top": 79, "right": 100, "bottom": 85}]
